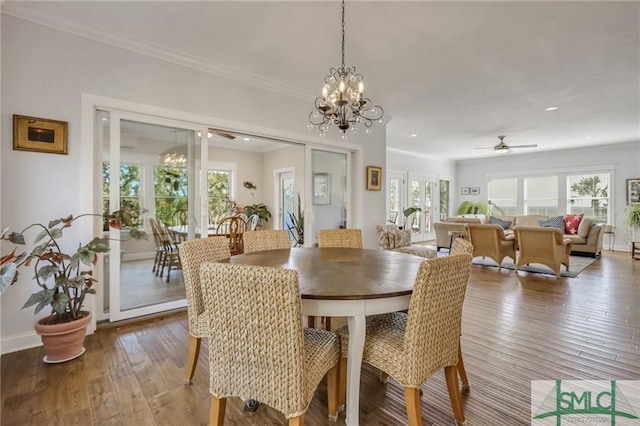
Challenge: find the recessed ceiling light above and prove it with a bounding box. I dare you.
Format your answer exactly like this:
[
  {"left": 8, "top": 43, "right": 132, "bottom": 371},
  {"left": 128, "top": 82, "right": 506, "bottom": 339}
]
[
  {"left": 410, "top": 134, "right": 418, "bottom": 138},
  {"left": 243, "top": 137, "right": 250, "bottom": 141},
  {"left": 585, "top": 136, "right": 592, "bottom": 139},
  {"left": 545, "top": 106, "right": 558, "bottom": 111}
]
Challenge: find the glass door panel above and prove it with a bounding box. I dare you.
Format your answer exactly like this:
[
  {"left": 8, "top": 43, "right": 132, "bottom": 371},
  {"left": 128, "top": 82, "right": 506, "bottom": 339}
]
[
  {"left": 101, "top": 111, "right": 206, "bottom": 322},
  {"left": 386, "top": 171, "right": 404, "bottom": 225},
  {"left": 278, "top": 170, "right": 295, "bottom": 238},
  {"left": 408, "top": 174, "right": 436, "bottom": 242},
  {"left": 310, "top": 150, "right": 349, "bottom": 246}
]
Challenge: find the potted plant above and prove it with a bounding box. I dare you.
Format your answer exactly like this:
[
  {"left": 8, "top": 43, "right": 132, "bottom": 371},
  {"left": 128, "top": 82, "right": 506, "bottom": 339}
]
[
  {"left": 456, "top": 200, "right": 503, "bottom": 217},
  {"left": 624, "top": 203, "right": 640, "bottom": 242},
  {"left": 0, "top": 211, "right": 145, "bottom": 363},
  {"left": 402, "top": 207, "right": 422, "bottom": 230},
  {"left": 243, "top": 203, "right": 272, "bottom": 224}
]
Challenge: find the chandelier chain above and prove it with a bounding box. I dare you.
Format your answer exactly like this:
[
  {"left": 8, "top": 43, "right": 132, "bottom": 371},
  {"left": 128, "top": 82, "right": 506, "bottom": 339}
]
[{"left": 341, "top": 0, "right": 346, "bottom": 69}]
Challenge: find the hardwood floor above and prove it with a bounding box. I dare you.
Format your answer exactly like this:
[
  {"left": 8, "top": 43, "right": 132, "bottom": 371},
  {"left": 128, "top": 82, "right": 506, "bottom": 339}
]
[{"left": 2, "top": 250, "right": 638, "bottom": 425}]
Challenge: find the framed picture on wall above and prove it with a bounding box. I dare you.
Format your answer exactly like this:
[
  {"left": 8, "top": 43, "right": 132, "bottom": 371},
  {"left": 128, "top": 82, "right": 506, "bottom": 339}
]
[
  {"left": 366, "top": 166, "right": 382, "bottom": 191},
  {"left": 628, "top": 178, "right": 640, "bottom": 204},
  {"left": 313, "top": 173, "right": 331, "bottom": 205},
  {"left": 470, "top": 187, "right": 480, "bottom": 195},
  {"left": 13, "top": 114, "right": 68, "bottom": 155},
  {"left": 461, "top": 187, "right": 470, "bottom": 195}
]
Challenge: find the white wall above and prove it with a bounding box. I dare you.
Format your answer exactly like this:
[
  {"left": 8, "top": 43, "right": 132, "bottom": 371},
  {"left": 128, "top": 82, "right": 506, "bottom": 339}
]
[
  {"left": 456, "top": 141, "right": 640, "bottom": 250},
  {"left": 0, "top": 15, "right": 387, "bottom": 353}
]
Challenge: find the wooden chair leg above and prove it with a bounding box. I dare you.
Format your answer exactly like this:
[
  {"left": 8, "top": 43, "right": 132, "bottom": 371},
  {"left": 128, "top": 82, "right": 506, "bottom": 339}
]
[
  {"left": 338, "top": 357, "right": 347, "bottom": 408},
  {"left": 324, "top": 317, "right": 332, "bottom": 331},
  {"left": 288, "top": 414, "right": 304, "bottom": 426},
  {"left": 308, "top": 316, "right": 316, "bottom": 328},
  {"left": 209, "top": 395, "right": 226, "bottom": 426},
  {"left": 457, "top": 343, "right": 470, "bottom": 391},
  {"left": 326, "top": 363, "right": 339, "bottom": 422},
  {"left": 445, "top": 365, "right": 466, "bottom": 426},
  {"left": 379, "top": 371, "right": 389, "bottom": 383},
  {"left": 184, "top": 335, "right": 201, "bottom": 384},
  {"left": 403, "top": 387, "right": 423, "bottom": 426}
]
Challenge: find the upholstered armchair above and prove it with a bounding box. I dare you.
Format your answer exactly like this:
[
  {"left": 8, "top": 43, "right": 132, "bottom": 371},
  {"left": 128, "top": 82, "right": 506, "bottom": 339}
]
[
  {"left": 375, "top": 224, "right": 436, "bottom": 259},
  {"left": 514, "top": 226, "right": 572, "bottom": 277},
  {"left": 465, "top": 223, "right": 516, "bottom": 270}
]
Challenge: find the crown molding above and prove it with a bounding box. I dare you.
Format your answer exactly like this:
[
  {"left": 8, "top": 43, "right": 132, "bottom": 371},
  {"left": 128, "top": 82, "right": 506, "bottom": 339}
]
[{"left": 2, "top": 3, "right": 314, "bottom": 102}]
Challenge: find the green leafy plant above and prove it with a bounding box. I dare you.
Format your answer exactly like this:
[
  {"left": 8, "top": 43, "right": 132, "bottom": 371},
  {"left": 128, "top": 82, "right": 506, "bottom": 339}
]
[
  {"left": 0, "top": 212, "right": 146, "bottom": 324},
  {"left": 288, "top": 194, "right": 304, "bottom": 246},
  {"left": 243, "top": 203, "right": 272, "bottom": 223},
  {"left": 456, "top": 200, "right": 503, "bottom": 217},
  {"left": 402, "top": 207, "right": 422, "bottom": 229},
  {"left": 624, "top": 204, "right": 640, "bottom": 241}
]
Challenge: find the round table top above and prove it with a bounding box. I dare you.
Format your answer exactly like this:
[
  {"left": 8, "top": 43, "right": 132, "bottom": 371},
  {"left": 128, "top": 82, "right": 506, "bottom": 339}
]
[{"left": 228, "top": 247, "right": 425, "bottom": 300}]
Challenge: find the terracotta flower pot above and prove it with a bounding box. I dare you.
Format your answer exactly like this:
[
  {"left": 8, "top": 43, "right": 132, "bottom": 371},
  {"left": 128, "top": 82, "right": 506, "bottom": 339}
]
[{"left": 33, "top": 311, "right": 91, "bottom": 363}]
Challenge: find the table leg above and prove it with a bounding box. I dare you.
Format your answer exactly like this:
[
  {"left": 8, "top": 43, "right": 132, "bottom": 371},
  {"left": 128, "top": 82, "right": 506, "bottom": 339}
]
[{"left": 345, "top": 315, "right": 366, "bottom": 426}]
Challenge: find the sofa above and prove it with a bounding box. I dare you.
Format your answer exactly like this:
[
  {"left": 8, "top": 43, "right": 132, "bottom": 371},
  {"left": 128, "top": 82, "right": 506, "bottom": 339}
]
[
  {"left": 490, "top": 215, "right": 604, "bottom": 257},
  {"left": 376, "top": 224, "right": 437, "bottom": 258}
]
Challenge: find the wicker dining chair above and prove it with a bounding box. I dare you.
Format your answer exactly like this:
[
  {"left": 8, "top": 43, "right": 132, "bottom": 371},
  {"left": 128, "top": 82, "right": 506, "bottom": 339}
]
[
  {"left": 243, "top": 230, "right": 291, "bottom": 253},
  {"left": 336, "top": 253, "right": 473, "bottom": 426},
  {"left": 316, "top": 228, "right": 364, "bottom": 330},
  {"left": 178, "top": 237, "right": 231, "bottom": 384},
  {"left": 317, "top": 228, "right": 363, "bottom": 249},
  {"left": 199, "top": 262, "right": 340, "bottom": 425},
  {"left": 449, "top": 237, "right": 474, "bottom": 392}
]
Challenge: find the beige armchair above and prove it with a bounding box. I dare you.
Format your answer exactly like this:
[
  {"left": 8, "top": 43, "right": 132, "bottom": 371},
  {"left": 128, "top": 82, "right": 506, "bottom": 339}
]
[
  {"left": 514, "top": 226, "right": 572, "bottom": 278},
  {"left": 465, "top": 223, "right": 516, "bottom": 270}
]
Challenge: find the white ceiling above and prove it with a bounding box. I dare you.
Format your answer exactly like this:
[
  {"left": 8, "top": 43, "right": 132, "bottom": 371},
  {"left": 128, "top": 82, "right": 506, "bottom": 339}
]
[{"left": 3, "top": 1, "right": 639, "bottom": 160}]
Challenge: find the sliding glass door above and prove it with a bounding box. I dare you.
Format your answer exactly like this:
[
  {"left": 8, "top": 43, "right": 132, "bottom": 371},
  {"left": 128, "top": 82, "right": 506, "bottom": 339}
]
[
  {"left": 408, "top": 173, "right": 436, "bottom": 242},
  {"left": 99, "top": 111, "right": 208, "bottom": 322}
]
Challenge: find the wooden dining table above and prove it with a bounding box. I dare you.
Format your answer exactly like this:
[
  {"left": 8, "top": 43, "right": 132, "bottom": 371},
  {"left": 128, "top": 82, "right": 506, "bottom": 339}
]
[{"left": 228, "top": 247, "right": 425, "bottom": 426}]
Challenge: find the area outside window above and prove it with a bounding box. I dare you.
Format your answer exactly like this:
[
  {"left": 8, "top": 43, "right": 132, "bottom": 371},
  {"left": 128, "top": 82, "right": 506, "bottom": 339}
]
[
  {"left": 568, "top": 173, "right": 609, "bottom": 223},
  {"left": 524, "top": 176, "right": 558, "bottom": 216},
  {"left": 154, "top": 166, "right": 188, "bottom": 226},
  {"left": 487, "top": 178, "right": 517, "bottom": 216},
  {"left": 102, "top": 163, "right": 142, "bottom": 230}
]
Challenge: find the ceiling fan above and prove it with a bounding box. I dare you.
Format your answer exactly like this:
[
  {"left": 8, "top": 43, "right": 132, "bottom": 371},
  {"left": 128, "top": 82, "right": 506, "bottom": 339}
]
[{"left": 475, "top": 135, "right": 538, "bottom": 154}]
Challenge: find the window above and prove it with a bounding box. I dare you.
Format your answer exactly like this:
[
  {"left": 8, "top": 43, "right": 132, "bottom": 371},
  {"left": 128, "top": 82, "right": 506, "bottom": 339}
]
[
  {"left": 154, "top": 166, "right": 188, "bottom": 225},
  {"left": 524, "top": 176, "right": 558, "bottom": 216},
  {"left": 568, "top": 173, "right": 609, "bottom": 223},
  {"left": 102, "top": 163, "right": 142, "bottom": 230},
  {"left": 208, "top": 170, "right": 233, "bottom": 223},
  {"left": 487, "top": 178, "right": 517, "bottom": 215}
]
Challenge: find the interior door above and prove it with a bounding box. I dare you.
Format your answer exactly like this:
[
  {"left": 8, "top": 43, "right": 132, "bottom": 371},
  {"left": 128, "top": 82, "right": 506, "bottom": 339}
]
[
  {"left": 100, "top": 111, "right": 208, "bottom": 322},
  {"left": 276, "top": 169, "right": 295, "bottom": 239}
]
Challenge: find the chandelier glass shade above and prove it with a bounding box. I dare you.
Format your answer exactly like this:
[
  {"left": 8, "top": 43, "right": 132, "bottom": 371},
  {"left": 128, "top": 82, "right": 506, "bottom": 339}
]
[
  {"left": 159, "top": 144, "right": 188, "bottom": 167},
  {"left": 308, "top": 0, "right": 384, "bottom": 136}
]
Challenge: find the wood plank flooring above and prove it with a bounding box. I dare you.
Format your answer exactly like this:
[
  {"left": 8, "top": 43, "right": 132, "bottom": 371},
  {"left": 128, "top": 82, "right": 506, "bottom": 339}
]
[{"left": 2, "top": 250, "right": 639, "bottom": 425}]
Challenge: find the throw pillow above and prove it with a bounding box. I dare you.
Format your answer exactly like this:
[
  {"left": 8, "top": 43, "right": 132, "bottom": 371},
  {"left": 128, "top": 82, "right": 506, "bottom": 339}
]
[
  {"left": 539, "top": 216, "right": 565, "bottom": 232},
  {"left": 489, "top": 216, "right": 512, "bottom": 230},
  {"left": 564, "top": 213, "right": 584, "bottom": 235},
  {"left": 577, "top": 217, "right": 592, "bottom": 238},
  {"left": 377, "top": 230, "right": 393, "bottom": 250}
]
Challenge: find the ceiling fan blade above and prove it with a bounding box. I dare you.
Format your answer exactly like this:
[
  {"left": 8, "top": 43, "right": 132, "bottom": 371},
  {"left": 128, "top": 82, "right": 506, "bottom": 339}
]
[
  {"left": 509, "top": 144, "right": 538, "bottom": 149},
  {"left": 473, "top": 147, "right": 495, "bottom": 150},
  {"left": 210, "top": 130, "right": 236, "bottom": 140}
]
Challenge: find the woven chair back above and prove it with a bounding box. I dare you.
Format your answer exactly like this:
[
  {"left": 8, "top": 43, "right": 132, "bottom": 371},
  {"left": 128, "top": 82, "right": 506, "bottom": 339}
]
[
  {"left": 404, "top": 253, "right": 472, "bottom": 382},
  {"left": 178, "top": 237, "right": 230, "bottom": 335},
  {"left": 243, "top": 230, "right": 291, "bottom": 253},
  {"left": 450, "top": 236, "right": 474, "bottom": 256},
  {"left": 199, "top": 262, "right": 307, "bottom": 417},
  {"left": 318, "top": 228, "right": 363, "bottom": 248}
]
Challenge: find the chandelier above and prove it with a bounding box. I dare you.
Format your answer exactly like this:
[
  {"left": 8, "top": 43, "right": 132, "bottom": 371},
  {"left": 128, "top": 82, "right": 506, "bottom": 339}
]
[
  {"left": 159, "top": 144, "right": 188, "bottom": 167},
  {"left": 308, "top": 0, "right": 384, "bottom": 137}
]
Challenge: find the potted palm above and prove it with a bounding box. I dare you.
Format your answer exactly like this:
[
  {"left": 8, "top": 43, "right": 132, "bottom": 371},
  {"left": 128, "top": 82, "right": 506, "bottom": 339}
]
[
  {"left": 0, "top": 211, "right": 145, "bottom": 363},
  {"left": 402, "top": 207, "right": 422, "bottom": 230}
]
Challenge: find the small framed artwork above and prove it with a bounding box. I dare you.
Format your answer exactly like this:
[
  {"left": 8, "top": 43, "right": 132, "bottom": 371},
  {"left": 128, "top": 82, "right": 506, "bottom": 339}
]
[
  {"left": 470, "top": 187, "right": 480, "bottom": 195},
  {"left": 627, "top": 178, "right": 640, "bottom": 204},
  {"left": 13, "top": 114, "right": 68, "bottom": 155},
  {"left": 313, "top": 173, "right": 331, "bottom": 205},
  {"left": 366, "top": 166, "right": 382, "bottom": 191},
  {"left": 461, "top": 187, "right": 470, "bottom": 195}
]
